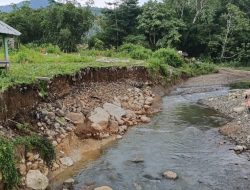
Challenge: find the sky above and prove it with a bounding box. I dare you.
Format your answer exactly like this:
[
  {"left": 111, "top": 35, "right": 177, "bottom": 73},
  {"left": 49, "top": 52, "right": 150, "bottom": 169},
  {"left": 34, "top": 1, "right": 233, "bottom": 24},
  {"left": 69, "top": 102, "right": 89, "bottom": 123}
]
[{"left": 0, "top": 0, "right": 149, "bottom": 7}]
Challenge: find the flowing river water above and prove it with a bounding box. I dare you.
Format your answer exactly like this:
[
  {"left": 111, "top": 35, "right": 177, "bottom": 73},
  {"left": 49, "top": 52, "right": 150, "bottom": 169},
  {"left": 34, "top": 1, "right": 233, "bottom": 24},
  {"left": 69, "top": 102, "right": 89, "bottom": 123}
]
[{"left": 69, "top": 85, "right": 250, "bottom": 190}]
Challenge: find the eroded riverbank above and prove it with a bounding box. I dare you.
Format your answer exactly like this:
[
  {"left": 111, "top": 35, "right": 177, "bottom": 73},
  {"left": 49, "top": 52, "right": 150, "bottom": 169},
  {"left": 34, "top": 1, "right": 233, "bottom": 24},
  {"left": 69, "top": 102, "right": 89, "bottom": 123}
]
[{"left": 70, "top": 74, "right": 250, "bottom": 190}]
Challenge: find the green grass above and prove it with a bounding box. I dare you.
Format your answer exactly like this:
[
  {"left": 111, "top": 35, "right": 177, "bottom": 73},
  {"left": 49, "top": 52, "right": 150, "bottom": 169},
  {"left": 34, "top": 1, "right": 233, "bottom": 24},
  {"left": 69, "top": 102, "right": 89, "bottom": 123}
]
[
  {"left": 0, "top": 47, "right": 145, "bottom": 91},
  {"left": 0, "top": 44, "right": 218, "bottom": 91}
]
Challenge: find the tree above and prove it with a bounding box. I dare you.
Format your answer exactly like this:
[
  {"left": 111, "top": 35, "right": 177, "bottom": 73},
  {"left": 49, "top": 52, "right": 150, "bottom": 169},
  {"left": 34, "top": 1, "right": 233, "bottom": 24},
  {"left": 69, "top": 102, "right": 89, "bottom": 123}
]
[
  {"left": 209, "top": 3, "right": 250, "bottom": 63},
  {"left": 3, "top": 4, "right": 43, "bottom": 44},
  {"left": 138, "top": 0, "right": 184, "bottom": 48},
  {"left": 99, "top": 0, "right": 141, "bottom": 48},
  {"left": 42, "top": 2, "right": 94, "bottom": 52}
]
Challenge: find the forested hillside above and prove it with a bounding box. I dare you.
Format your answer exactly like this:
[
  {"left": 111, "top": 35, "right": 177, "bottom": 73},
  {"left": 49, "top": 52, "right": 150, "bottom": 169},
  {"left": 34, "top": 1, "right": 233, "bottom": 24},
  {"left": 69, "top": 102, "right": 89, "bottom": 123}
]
[{"left": 0, "top": 0, "right": 249, "bottom": 64}]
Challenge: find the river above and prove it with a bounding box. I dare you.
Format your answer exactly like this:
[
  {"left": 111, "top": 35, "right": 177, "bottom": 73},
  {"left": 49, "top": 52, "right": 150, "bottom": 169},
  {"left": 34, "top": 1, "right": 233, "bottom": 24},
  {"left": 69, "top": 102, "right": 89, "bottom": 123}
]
[{"left": 70, "top": 85, "right": 250, "bottom": 190}]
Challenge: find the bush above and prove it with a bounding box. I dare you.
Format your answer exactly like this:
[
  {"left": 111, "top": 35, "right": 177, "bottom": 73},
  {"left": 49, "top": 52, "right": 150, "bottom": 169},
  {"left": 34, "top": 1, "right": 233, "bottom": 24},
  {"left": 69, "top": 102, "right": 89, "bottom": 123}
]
[
  {"left": 179, "top": 62, "right": 218, "bottom": 77},
  {"left": 12, "top": 47, "right": 43, "bottom": 64},
  {"left": 0, "top": 138, "right": 19, "bottom": 190},
  {"left": 88, "top": 38, "right": 105, "bottom": 50},
  {"left": 119, "top": 43, "right": 152, "bottom": 60},
  {"left": 41, "top": 43, "right": 61, "bottom": 54},
  {"left": 152, "top": 48, "right": 184, "bottom": 67}
]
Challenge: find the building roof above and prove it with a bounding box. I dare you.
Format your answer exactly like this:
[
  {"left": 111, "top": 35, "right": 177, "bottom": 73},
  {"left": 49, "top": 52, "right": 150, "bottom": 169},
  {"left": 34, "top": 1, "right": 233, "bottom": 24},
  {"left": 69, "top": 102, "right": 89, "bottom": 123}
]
[{"left": 0, "top": 21, "right": 21, "bottom": 36}]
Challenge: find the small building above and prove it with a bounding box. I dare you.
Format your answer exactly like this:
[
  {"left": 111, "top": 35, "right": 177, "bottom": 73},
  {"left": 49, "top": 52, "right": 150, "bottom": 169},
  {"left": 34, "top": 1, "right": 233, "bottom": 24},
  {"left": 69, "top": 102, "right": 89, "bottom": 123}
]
[{"left": 0, "top": 20, "right": 21, "bottom": 69}]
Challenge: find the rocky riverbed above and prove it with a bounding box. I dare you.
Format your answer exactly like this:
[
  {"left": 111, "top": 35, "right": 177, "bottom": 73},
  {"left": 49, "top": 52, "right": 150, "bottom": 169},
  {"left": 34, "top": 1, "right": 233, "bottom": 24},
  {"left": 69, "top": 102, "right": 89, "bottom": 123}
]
[
  {"left": 201, "top": 89, "right": 250, "bottom": 149},
  {"left": 11, "top": 80, "right": 166, "bottom": 190}
]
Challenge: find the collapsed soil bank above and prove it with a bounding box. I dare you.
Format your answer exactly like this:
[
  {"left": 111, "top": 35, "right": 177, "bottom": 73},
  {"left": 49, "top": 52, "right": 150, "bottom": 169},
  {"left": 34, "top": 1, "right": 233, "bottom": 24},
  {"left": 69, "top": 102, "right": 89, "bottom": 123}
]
[{"left": 0, "top": 66, "right": 150, "bottom": 123}]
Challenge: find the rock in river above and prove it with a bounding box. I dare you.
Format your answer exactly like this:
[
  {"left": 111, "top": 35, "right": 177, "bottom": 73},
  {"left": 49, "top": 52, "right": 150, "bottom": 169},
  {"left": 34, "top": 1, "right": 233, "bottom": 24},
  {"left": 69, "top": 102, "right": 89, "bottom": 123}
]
[
  {"left": 94, "top": 186, "right": 113, "bottom": 190},
  {"left": 26, "top": 170, "right": 49, "bottom": 190},
  {"left": 163, "top": 170, "right": 178, "bottom": 180},
  {"left": 233, "top": 145, "right": 247, "bottom": 153}
]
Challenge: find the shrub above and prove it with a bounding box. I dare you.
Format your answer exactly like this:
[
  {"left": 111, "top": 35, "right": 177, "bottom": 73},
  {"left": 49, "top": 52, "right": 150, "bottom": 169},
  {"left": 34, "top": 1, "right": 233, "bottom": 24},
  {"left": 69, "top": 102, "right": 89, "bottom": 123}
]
[
  {"left": 42, "top": 44, "right": 61, "bottom": 54},
  {"left": 148, "top": 57, "right": 169, "bottom": 77},
  {"left": 179, "top": 62, "right": 218, "bottom": 77},
  {"left": 119, "top": 43, "right": 152, "bottom": 60},
  {"left": 152, "top": 48, "right": 184, "bottom": 67},
  {"left": 12, "top": 46, "right": 43, "bottom": 64}
]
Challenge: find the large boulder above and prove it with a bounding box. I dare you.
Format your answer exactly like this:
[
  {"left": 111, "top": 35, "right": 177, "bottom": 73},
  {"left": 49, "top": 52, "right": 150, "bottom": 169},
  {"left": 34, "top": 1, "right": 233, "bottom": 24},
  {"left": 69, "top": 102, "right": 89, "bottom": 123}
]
[
  {"left": 89, "top": 107, "right": 110, "bottom": 131},
  {"left": 65, "top": 112, "right": 85, "bottom": 127},
  {"left": 26, "top": 170, "right": 49, "bottom": 190},
  {"left": 103, "top": 103, "right": 126, "bottom": 121}
]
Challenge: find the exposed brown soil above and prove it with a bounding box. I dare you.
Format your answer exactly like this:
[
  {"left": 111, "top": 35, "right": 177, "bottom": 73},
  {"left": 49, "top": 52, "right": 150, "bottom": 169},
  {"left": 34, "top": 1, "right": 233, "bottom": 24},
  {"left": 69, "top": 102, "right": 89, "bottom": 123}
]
[{"left": 0, "top": 66, "right": 150, "bottom": 123}]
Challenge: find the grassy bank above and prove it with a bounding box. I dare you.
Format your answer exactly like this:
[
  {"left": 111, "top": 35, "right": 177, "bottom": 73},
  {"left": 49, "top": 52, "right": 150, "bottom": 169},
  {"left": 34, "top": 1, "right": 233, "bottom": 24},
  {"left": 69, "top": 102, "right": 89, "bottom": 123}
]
[
  {"left": 0, "top": 44, "right": 217, "bottom": 91},
  {"left": 0, "top": 44, "right": 219, "bottom": 189}
]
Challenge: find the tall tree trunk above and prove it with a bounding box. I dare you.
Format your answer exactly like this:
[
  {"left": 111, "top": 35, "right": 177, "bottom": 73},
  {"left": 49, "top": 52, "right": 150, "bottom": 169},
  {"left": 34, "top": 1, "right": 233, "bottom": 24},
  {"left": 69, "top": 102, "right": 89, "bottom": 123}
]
[{"left": 220, "top": 14, "right": 232, "bottom": 59}]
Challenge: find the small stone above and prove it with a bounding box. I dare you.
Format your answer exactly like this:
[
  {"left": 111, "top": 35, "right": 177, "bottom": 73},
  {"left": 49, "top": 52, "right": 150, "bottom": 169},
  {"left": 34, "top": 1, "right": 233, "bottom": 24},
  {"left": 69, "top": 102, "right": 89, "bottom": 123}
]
[
  {"left": 145, "top": 97, "right": 154, "bottom": 105},
  {"left": 66, "top": 126, "right": 73, "bottom": 132},
  {"left": 116, "top": 135, "right": 123, "bottom": 139},
  {"left": 64, "top": 178, "right": 75, "bottom": 184},
  {"left": 52, "top": 162, "right": 60, "bottom": 171},
  {"left": 27, "top": 152, "right": 34, "bottom": 161},
  {"left": 119, "top": 125, "right": 127, "bottom": 133},
  {"left": 34, "top": 154, "right": 40, "bottom": 160},
  {"left": 37, "top": 122, "right": 43, "bottom": 127},
  {"left": 233, "top": 107, "right": 245, "bottom": 114},
  {"left": 163, "top": 170, "right": 178, "bottom": 180},
  {"left": 57, "top": 138, "right": 62, "bottom": 143},
  {"left": 100, "top": 133, "right": 110, "bottom": 139},
  {"left": 60, "top": 157, "right": 74, "bottom": 167},
  {"left": 233, "top": 145, "right": 247, "bottom": 153},
  {"left": 54, "top": 123, "right": 60, "bottom": 128},
  {"left": 141, "top": 116, "right": 151, "bottom": 123},
  {"left": 52, "top": 141, "right": 58, "bottom": 147},
  {"left": 94, "top": 186, "right": 113, "bottom": 190}
]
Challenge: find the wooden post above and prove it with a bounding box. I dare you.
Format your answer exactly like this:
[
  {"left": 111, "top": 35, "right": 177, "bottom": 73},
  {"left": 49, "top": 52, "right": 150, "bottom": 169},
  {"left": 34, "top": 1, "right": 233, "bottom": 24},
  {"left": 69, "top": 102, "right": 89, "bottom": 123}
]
[{"left": 3, "top": 36, "right": 9, "bottom": 62}]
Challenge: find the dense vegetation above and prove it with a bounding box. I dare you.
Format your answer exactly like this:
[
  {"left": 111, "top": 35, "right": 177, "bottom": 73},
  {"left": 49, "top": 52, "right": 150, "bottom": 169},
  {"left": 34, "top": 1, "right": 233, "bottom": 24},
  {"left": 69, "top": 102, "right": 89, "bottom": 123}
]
[
  {"left": 0, "top": 1, "right": 226, "bottom": 189},
  {"left": 97, "top": 0, "right": 250, "bottom": 65},
  {"left": 0, "top": 0, "right": 249, "bottom": 65}
]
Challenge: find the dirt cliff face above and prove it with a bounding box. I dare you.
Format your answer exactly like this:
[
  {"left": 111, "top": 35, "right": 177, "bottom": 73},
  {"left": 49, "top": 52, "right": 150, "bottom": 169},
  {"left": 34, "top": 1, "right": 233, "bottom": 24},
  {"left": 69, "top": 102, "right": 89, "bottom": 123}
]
[{"left": 0, "top": 66, "right": 150, "bottom": 123}]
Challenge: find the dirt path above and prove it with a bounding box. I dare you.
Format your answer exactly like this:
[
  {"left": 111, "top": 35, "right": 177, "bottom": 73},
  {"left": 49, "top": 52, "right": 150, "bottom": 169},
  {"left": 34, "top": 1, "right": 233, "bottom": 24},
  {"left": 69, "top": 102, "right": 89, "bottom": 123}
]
[{"left": 182, "top": 68, "right": 250, "bottom": 87}]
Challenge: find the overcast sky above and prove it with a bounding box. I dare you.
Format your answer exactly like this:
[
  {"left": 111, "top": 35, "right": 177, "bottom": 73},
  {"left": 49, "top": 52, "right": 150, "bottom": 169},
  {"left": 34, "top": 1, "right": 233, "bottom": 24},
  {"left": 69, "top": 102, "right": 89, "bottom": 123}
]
[{"left": 0, "top": 0, "right": 149, "bottom": 7}]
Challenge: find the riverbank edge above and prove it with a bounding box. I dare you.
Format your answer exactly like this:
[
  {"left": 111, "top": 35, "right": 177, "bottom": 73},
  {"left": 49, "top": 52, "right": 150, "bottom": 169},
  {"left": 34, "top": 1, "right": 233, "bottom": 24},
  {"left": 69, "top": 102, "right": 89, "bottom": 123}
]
[
  {"left": 0, "top": 65, "right": 189, "bottom": 190},
  {"left": 201, "top": 88, "right": 250, "bottom": 149}
]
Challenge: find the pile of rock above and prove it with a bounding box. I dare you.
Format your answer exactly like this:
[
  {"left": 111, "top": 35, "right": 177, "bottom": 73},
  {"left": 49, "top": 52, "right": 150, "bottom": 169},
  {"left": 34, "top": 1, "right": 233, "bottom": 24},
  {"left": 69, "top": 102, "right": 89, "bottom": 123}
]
[
  {"left": 15, "top": 82, "right": 157, "bottom": 189},
  {"left": 202, "top": 89, "right": 250, "bottom": 149},
  {"left": 17, "top": 152, "right": 49, "bottom": 189},
  {"left": 34, "top": 84, "right": 155, "bottom": 142}
]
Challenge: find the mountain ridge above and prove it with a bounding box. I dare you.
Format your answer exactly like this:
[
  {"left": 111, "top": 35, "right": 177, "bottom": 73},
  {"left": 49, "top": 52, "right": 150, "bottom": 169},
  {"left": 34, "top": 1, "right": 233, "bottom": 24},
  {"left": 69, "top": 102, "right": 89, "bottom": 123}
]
[{"left": 0, "top": 0, "right": 103, "bottom": 15}]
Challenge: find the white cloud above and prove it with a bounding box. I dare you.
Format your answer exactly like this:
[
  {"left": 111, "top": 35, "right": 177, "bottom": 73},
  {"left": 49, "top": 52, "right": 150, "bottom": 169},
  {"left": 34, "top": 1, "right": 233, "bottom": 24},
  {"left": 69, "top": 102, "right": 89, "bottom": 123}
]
[{"left": 0, "top": 0, "right": 24, "bottom": 6}]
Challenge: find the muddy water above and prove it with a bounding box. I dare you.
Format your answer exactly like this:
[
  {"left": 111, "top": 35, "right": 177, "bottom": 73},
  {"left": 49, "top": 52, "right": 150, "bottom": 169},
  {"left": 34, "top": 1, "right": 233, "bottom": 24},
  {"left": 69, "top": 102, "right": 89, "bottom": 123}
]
[{"left": 72, "top": 87, "right": 250, "bottom": 190}]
